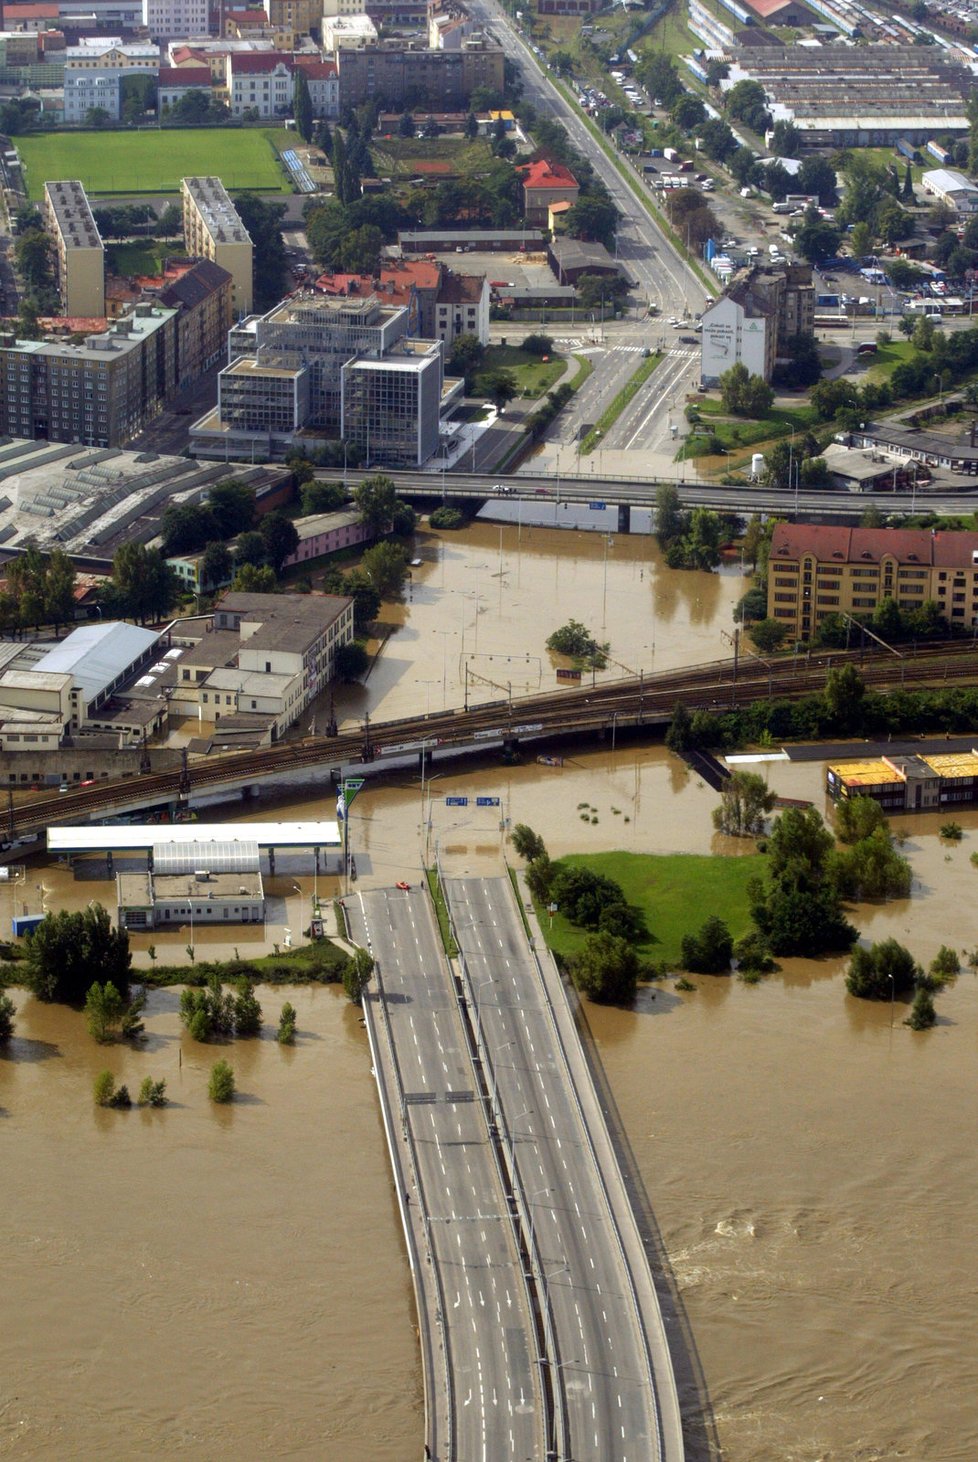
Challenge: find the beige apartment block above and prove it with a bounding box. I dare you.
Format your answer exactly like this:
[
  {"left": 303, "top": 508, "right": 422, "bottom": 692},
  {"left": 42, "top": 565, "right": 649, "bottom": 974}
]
[
  {"left": 43, "top": 180, "right": 105, "bottom": 319},
  {"left": 181, "top": 176, "right": 253, "bottom": 316}
]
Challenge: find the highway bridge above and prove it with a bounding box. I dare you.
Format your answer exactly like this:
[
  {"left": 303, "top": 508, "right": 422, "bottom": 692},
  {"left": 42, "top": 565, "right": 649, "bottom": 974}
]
[
  {"left": 9, "top": 642, "right": 978, "bottom": 842},
  {"left": 314, "top": 468, "right": 978, "bottom": 523},
  {"left": 350, "top": 875, "right": 685, "bottom": 1462}
]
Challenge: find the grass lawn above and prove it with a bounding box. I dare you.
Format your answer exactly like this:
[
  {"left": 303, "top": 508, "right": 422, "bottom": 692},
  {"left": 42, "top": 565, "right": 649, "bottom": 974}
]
[
  {"left": 17, "top": 127, "right": 294, "bottom": 199},
  {"left": 105, "top": 240, "right": 169, "bottom": 277},
  {"left": 535, "top": 851, "right": 764, "bottom": 970},
  {"left": 475, "top": 343, "right": 565, "bottom": 399},
  {"left": 637, "top": 5, "right": 699, "bottom": 64},
  {"left": 865, "top": 338, "right": 914, "bottom": 382},
  {"left": 679, "top": 399, "right": 817, "bottom": 459},
  {"left": 370, "top": 134, "right": 493, "bottom": 178}
]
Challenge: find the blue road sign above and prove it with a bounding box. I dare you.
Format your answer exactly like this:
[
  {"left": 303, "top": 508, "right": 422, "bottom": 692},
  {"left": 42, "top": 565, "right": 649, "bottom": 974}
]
[
  {"left": 588, "top": 500, "right": 606, "bottom": 510},
  {"left": 476, "top": 797, "right": 501, "bottom": 807},
  {"left": 445, "top": 796, "right": 469, "bottom": 807}
]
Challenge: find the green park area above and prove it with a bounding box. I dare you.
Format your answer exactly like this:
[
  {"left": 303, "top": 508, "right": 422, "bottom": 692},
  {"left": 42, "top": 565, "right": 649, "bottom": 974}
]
[
  {"left": 475, "top": 343, "right": 565, "bottom": 399},
  {"left": 534, "top": 850, "right": 763, "bottom": 970},
  {"left": 105, "top": 240, "right": 169, "bottom": 277},
  {"left": 17, "top": 128, "right": 294, "bottom": 199},
  {"left": 679, "top": 396, "right": 816, "bottom": 461}
]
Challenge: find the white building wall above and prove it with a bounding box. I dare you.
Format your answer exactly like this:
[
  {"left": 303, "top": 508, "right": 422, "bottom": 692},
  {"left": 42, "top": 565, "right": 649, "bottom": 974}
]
[
  {"left": 142, "top": 0, "right": 209, "bottom": 40},
  {"left": 700, "top": 295, "right": 771, "bottom": 385}
]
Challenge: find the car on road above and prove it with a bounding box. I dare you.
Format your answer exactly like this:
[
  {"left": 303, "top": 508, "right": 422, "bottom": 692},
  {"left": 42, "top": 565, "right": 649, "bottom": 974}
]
[
  {"left": 396, "top": 881, "right": 411, "bottom": 891},
  {"left": 680, "top": 334, "right": 699, "bottom": 344}
]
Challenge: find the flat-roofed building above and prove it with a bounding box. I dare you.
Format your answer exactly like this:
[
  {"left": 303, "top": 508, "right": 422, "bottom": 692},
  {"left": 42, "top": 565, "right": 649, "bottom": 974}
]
[
  {"left": 43, "top": 179, "right": 104, "bottom": 319},
  {"left": 920, "top": 168, "right": 978, "bottom": 214},
  {"left": 181, "top": 176, "right": 253, "bottom": 316},
  {"left": 341, "top": 338, "right": 442, "bottom": 467},
  {"left": 117, "top": 841, "right": 265, "bottom": 929},
  {"left": 766, "top": 522, "right": 978, "bottom": 640},
  {"left": 826, "top": 750, "right": 978, "bottom": 812},
  {"left": 0, "top": 302, "right": 178, "bottom": 447}
]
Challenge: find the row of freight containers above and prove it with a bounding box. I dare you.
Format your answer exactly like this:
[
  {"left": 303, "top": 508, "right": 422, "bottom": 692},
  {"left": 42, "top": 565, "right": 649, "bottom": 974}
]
[{"left": 895, "top": 139, "right": 952, "bottom": 165}]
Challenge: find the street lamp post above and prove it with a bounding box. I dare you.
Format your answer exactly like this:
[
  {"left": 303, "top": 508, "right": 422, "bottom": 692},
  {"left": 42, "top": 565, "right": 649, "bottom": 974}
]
[{"left": 292, "top": 883, "right": 304, "bottom": 942}]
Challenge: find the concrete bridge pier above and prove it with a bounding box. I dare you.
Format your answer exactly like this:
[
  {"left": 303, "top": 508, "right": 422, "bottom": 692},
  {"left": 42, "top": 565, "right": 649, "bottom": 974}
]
[
  {"left": 618, "top": 503, "right": 631, "bottom": 534},
  {"left": 268, "top": 847, "right": 276, "bottom": 875}
]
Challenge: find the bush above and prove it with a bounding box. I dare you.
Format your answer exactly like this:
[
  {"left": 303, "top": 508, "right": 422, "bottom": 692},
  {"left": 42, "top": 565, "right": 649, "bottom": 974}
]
[
  {"left": 846, "top": 938, "right": 921, "bottom": 999},
  {"left": 232, "top": 979, "right": 262, "bottom": 1037},
  {"left": 546, "top": 619, "right": 608, "bottom": 668},
  {"left": 681, "top": 916, "right": 733, "bottom": 974},
  {"left": 277, "top": 1002, "right": 297, "bottom": 1045},
  {"left": 93, "top": 1070, "right": 116, "bottom": 1106},
  {"left": 521, "top": 332, "right": 554, "bottom": 356},
  {"left": 905, "top": 987, "right": 936, "bottom": 1030},
  {"left": 0, "top": 991, "right": 15, "bottom": 1042},
  {"left": 137, "top": 1076, "right": 167, "bottom": 1107},
  {"left": 733, "top": 929, "right": 775, "bottom": 975},
  {"left": 430, "top": 506, "right": 465, "bottom": 529},
  {"left": 208, "top": 1059, "right": 236, "bottom": 1103},
  {"left": 940, "top": 821, "right": 963, "bottom": 841},
  {"left": 929, "top": 945, "right": 960, "bottom": 985}
]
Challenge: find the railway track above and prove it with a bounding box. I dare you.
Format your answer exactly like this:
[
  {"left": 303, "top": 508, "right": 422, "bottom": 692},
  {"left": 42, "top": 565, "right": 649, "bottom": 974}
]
[{"left": 9, "top": 642, "right": 977, "bottom": 838}]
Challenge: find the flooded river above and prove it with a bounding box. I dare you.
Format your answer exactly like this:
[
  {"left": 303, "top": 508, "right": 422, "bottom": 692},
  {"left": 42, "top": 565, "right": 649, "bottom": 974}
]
[{"left": 3, "top": 521, "right": 975, "bottom": 1460}]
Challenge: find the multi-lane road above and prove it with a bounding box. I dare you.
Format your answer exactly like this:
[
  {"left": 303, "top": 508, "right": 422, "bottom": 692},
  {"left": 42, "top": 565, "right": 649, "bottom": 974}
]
[
  {"left": 445, "top": 874, "right": 684, "bottom": 1462},
  {"left": 350, "top": 885, "right": 547, "bottom": 1462}
]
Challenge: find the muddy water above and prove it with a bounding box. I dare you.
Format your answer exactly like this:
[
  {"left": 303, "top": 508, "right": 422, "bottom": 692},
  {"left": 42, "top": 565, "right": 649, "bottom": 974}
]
[
  {"left": 332, "top": 521, "right": 745, "bottom": 727},
  {"left": 0, "top": 983, "right": 421, "bottom": 1461}
]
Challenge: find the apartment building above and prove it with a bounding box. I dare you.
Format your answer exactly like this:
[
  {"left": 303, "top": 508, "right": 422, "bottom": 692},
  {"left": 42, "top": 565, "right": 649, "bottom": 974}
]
[
  {"left": 142, "top": 0, "right": 208, "bottom": 39},
  {"left": 157, "top": 257, "right": 233, "bottom": 385},
  {"left": 765, "top": 523, "right": 978, "bottom": 641},
  {"left": 267, "top": 0, "right": 318, "bottom": 36},
  {"left": 181, "top": 176, "right": 253, "bottom": 315},
  {"left": 62, "top": 39, "right": 159, "bottom": 122},
  {"left": 43, "top": 179, "right": 105, "bottom": 319},
  {"left": 227, "top": 51, "right": 295, "bottom": 116},
  {"left": 341, "top": 339, "right": 443, "bottom": 467},
  {"left": 293, "top": 55, "right": 339, "bottom": 117},
  {"left": 0, "top": 303, "right": 177, "bottom": 447},
  {"left": 517, "top": 158, "right": 580, "bottom": 227},
  {"left": 336, "top": 37, "right": 503, "bottom": 110},
  {"left": 826, "top": 751, "right": 978, "bottom": 812},
  {"left": 701, "top": 264, "right": 814, "bottom": 387}
]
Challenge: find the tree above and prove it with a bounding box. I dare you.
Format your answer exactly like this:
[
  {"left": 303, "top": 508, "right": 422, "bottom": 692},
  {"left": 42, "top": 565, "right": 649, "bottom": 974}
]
[
  {"left": 85, "top": 106, "right": 111, "bottom": 128},
  {"left": 300, "top": 481, "right": 346, "bottom": 514},
  {"left": 85, "top": 981, "right": 125, "bottom": 1043},
  {"left": 521, "top": 333, "right": 554, "bottom": 357},
  {"left": 24, "top": 905, "right": 130, "bottom": 1004},
  {"left": 666, "top": 703, "right": 692, "bottom": 753},
  {"left": 200, "top": 542, "right": 233, "bottom": 593},
  {"left": 719, "top": 362, "right": 774, "bottom": 417},
  {"left": 672, "top": 94, "right": 707, "bottom": 132},
  {"left": 752, "top": 806, "right": 857, "bottom": 957},
  {"left": 277, "top": 1002, "right": 297, "bottom": 1044},
  {"left": 906, "top": 987, "right": 936, "bottom": 1030},
  {"left": 713, "top": 770, "right": 777, "bottom": 837},
  {"left": 209, "top": 480, "right": 256, "bottom": 537},
  {"left": 797, "top": 155, "right": 838, "bottom": 207},
  {"left": 698, "top": 118, "right": 737, "bottom": 163},
  {"left": 232, "top": 563, "right": 277, "bottom": 593},
  {"left": 361, "top": 541, "right": 409, "bottom": 598},
  {"left": 577, "top": 273, "right": 628, "bottom": 313},
  {"left": 344, "top": 946, "right": 374, "bottom": 1005},
  {"left": 483, "top": 369, "right": 518, "bottom": 413},
  {"left": 567, "top": 930, "right": 639, "bottom": 1005},
  {"left": 337, "top": 223, "right": 384, "bottom": 275},
  {"left": 655, "top": 482, "right": 685, "bottom": 546},
  {"left": 162, "top": 503, "right": 219, "bottom": 556},
  {"left": 511, "top": 824, "right": 547, "bottom": 862},
  {"left": 929, "top": 945, "right": 960, "bottom": 984},
  {"left": 447, "top": 333, "right": 485, "bottom": 378},
  {"left": 831, "top": 825, "right": 912, "bottom": 900},
  {"left": 0, "top": 991, "right": 15, "bottom": 1043},
  {"left": 323, "top": 567, "right": 379, "bottom": 629},
  {"left": 158, "top": 203, "right": 181, "bottom": 237},
  {"left": 749, "top": 619, "right": 789, "bottom": 653},
  {"left": 137, "top": 1076, "right": 167, "bottom": 1107},
  {"left": 232, "top": 979, "right": 262, "bottom": 1037},
  {"left": 546, "top": 619, "right": 608, "bottom": 666},
  {"left": 259, "top": 511, "right": 299, "bottom": 574},
  {"left": 235, "top": 529, "right": 268, "bottom": 567},
  {"left": 825, "top": 663, "right": 865, "bottom": 727},
  {"left": 465, "top": 110, "right": 479, "bottom": 140},
  {"left": 209, "top": 1059, "right": 236, "bottom": 1103},
  {"left": 794, "top": 206, "right": 841, "bottom": 264},
  {"left": 43, "top": 549, "right": 77, "bottom": 634},
  {"left": 725, "top": 79, "right": 771, "bottom": 134},
  {"left": 233, "top": 192, "right": 287, "bottom": 310},
  {"left": 354, "top": 474, "right": 399, "bottom": 534},
  {"left": 770, "top": 119, "right": 801, "bottom": 158},
  {"left": 333, "top": 640, "right": 369, "bottom": 680},
  {"left": 681, "top": 916, "right": 733, "bottom": 974},
  {"left": 834, "top": 795, "right": 886, "bottom": 844},
  {"left": 94, "top": 1071, "right": 117, "bottom": 1107},
  {"left": 294, "top": 68, "right": 313, "bottom": 141},
  {"left": 845, "top": 938, "right": 920, "bottom": 999}
]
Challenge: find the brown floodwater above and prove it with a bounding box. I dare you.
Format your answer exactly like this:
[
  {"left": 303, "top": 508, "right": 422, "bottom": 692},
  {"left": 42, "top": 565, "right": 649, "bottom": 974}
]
[
  {"left": 333, "top": 521, "right": 746, "bottom": 728},
  {"left": 0, "top": 983, "right": 422, "bottom": 1461},
  {"left": 4, "top": 515, "right": 976, "bottom": 1460}
]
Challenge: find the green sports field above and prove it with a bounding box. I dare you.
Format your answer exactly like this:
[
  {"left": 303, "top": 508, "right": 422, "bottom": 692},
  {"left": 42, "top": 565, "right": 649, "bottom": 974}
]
[{"left": 17, "top": 128, "right": 295, "bottom": 199}]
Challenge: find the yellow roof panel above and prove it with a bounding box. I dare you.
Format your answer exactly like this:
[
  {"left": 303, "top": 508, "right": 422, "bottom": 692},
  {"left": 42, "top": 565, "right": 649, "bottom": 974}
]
[
  {"left": 922, "top": 751, "right": 978, "bottom": 777},
  {"left": 828, "top": 760, "right": 902, "bottom": 784}
]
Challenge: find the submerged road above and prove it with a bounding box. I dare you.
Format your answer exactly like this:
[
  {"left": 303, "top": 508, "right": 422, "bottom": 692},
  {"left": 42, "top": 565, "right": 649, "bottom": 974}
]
[
  {"left": 444, "top": 874, "right": 684, "bottom": 1462},
  {"left": 349, "top": 885, "right": 546, "bottom": 1462}
]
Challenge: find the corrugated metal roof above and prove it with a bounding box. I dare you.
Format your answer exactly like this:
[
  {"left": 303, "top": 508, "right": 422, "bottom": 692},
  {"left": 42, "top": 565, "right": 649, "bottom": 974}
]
[
  {"left": 47, "top": 822, "right": 341, "bottom": 853},
  {"left": 33, "top": 621, "right": 159, "bottom": 704}
]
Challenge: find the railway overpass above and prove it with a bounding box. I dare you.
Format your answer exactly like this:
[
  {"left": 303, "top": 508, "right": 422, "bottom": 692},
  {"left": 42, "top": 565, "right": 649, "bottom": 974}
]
[
  {"left": 6, "top": 643, "right": 977, "bottom": 843},
  {"left": 314, "top": 468, "right": 978, "bottom": 524}
]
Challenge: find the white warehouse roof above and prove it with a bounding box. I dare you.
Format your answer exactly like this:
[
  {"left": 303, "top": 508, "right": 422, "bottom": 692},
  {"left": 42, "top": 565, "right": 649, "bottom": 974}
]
[
  {"left": 921, "top": 169, "right": 978, "bottom": 196},
  {"left": 47, "top": 821, "right": 341, "bottom": 854},
  {"left": 33, "top": 621, "right": 160, "bottom": 705}
]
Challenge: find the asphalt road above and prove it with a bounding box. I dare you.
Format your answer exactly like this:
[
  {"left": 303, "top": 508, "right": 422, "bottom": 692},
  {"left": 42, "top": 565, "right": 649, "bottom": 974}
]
[
  {"left": 349, "top": 885, "right": 546, "bottom": 1462},
  {"left": 463, "top": 0, "right": 706, "bottom": 460},
  {"left": 445, "top": 875, "right": 676, "bottom": 1462}
]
